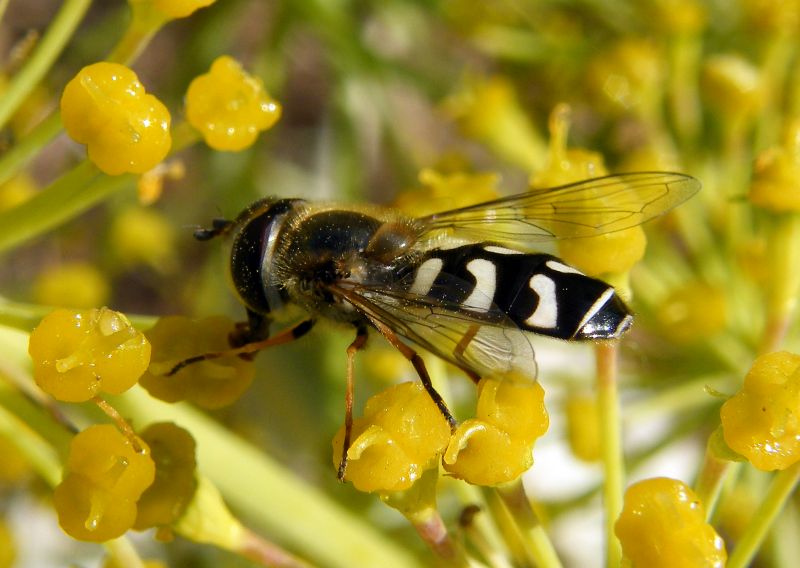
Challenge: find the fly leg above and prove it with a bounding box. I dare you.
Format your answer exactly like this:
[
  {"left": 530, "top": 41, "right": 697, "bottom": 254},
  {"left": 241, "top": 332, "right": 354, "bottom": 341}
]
[
  {"left": 367, "top": 317, "right": 457, "bottom": 431},
  {"left": 166, "top": 318, "right": 315, "bottom": 376},
  {"left": 337, "top": 325, "right": 369, "bottom": 481}
]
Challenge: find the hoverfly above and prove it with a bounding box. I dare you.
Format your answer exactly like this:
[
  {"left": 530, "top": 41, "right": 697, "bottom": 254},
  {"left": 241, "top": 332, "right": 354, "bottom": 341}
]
[{"left": 177, "top": 171, "right": 699, "bottom": 478}]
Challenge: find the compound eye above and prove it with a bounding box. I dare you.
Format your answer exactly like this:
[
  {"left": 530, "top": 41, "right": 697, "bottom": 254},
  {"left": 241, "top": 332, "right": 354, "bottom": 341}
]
[{"left": 366, "top": 222, "right": 417, "bottom": 263}]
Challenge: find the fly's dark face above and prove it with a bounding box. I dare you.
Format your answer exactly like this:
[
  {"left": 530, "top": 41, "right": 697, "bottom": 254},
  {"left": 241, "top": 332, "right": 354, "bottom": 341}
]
[
  {"left": 209, "top": 171, "right": 699, "bottom": 382},
  {"left": 227, "top": 197, "right": 303, "bottom": 317}
]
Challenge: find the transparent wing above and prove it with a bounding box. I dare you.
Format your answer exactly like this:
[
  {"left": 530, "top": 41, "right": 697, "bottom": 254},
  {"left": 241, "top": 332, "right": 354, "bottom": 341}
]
[
  {"left": 330, "top": 274, "right": 538, "bottom": 380},
  {"left": 418, "top": 171, "right": 700, "bottom": 243}
]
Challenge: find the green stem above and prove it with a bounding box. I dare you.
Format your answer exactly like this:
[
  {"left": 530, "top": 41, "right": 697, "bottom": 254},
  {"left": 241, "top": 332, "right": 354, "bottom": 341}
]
[
  {"left": 727, "top": 463, "right": 800, "bottom": 568},
  {"left": 693, "top": 449, "right": 731, "bottom": 521},
  {"left": 761, "top": 213, "right": 800, "bottom": 354},
  {"left": 0, "top": 0, "right": 91, "bottom": 130},
  {"left": 596, "top": 341, "right": 624, "bottom": 567},
  {"left": 755, "top": 29, "right": 797, "bottom": 151},
  {"left": 0, "top": 394, "right": 62, "bottom": 486},
  {"left": 0, "top": 0, "right": 10, "bottom": 22},
  {"left": 0, "top": 121, "right": 198, "bottom": 255},
  {"left": 0, "top": 297, "right": 157, "bottom": 333},
  {"left": 0, "top": 102, "right": 63, "bottom": 188},
  {"left": 0, "top": 160, "right": 126, "bottom": 254},
  {"left": 494, "top": 481, "right": 563, "bottom": 568},
  {"left": 112, "top": 387, "right": 419, "bottom": 568},
  {"left": 667, "top": 29, "right": 702, "bottom": 150},
  {"left": 104, "top": 538, "right": 146, "bottom": 568},
  {"left": 106, "top": 4, "right": 168, "bottom": 65}
]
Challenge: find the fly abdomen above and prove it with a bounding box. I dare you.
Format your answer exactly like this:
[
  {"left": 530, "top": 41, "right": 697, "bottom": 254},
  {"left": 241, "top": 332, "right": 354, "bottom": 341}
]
[{"left": 407, "top": 244, "right": 632, "bottom": 340}]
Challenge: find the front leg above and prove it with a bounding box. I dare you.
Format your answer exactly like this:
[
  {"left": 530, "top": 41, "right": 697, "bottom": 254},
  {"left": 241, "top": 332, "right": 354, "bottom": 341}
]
[{"left": 167, "top": 317, "right": 315, "bottom": 376}]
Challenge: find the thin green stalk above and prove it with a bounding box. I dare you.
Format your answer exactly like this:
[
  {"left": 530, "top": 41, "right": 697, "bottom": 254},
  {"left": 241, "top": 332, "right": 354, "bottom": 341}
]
[
  {"left": 727, "top": 463, "right": 800, "bottom": 568},
  {"left": 667, "top": 29, "right": 702, "bottom": 150},
  {"left": 106, "top": 3, "right": 170, "bottom": 65},
  {"left": 0, "top": 0, "right": 91, "bottom": 130},
  {"left": 0, "top": 297, "right": 157, "bottom": 333},
  {"left": 0, "top": 394, "right": 62, "bottom": 486},
  {"left": 104, "top": 538, "right": 146, "bottom": 568},
  {"left": 0, "top": 160, "right": 125, "bottom": 254},
  {"left": 0, "top": 0, "right": 10, "bottom": 22},
  {"left": 693, "top": 449, "right": 732, "bottom": 521},
  {"left": 761, "top": 213, "right": 800, "bottom": 354},
  {"left": 755, "top": 29, "right": 797, "bottom": 151},
  {"left": 0, "top": 104, "right": 62, "bottom": 188},
  {"left": 495, "top": 481, "right": 563, "bottom": 568},
  {"left": 112, "top": 386, "right": 419, "bottom": 568},
  {"left": 0, "top": 121, "right": 198, "bottom": 254},
  {"left": 596, "top": 341, "right": 624, "bottom": 567}
]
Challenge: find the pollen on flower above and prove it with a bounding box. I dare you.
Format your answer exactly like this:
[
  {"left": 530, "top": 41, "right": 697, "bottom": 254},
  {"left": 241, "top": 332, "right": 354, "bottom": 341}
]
[
  {"left": 60, "top": 62, "right": 171, "bottom": 175},
  {"left": 720, "top": 351, "right": 800, "bottom": 471},
  {"left": 28, "top": 308, "right": 151, "bottom": 402},
  {"left": 185, "top": 56, "right": 281, "bottom": 152},
  {"left": 615, "top": 477, "right": 727, "bottom": 568}
]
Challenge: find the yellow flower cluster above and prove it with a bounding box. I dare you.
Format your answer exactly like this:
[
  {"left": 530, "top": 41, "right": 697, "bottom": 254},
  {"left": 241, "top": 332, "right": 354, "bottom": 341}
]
[{"left": 338, "top": 374, "right": 549, "bottom": 492}]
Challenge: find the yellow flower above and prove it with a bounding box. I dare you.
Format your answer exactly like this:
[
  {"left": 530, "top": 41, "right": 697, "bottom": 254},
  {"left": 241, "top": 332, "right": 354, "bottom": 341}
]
[
  {"left": 443, "top": 376, "right": 548, "bottom": 486},
  {"left": 139, "top": 316, "right": 255, "bottom": 409},
  {"left": 133, "top": 422, "right": 198, "bottom": 530},
  {"left": 656, "top": 281, "right": 728, "bottom": 343},
  {"left": 28, "top": 308, "right": 151, "bottom": 402},
  {"left": 565, "top": 393, "right": 601, "bottom": 462},
  {"left": 332, "top": 382, "right": 451, "bottom": 493},
  {"left": 61, "top": 62, "right": 171, "bottom": 175},
  {"left": 615, "top": 477, "right": 726, "bottom": 568},
  {"left": 109, "top": 207, "right": 178, "bottom": 272},
  {"left": 443, "top": 76, "right": 546, "bottom": 170},
  {"left": 54, "top": 425, "right": 155, "bottom": 542},
  {"left": 185, "top": 56, "right": 281, "bottom": 151},
  {"left": 750, "top": 119, "right": 800, "bottom": 213},
  {"left": 533, "top": 105, "right": 646, "bottom": 277},
  {"left": 720, "top": 351, "right": 800, "bottom": 471}
]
